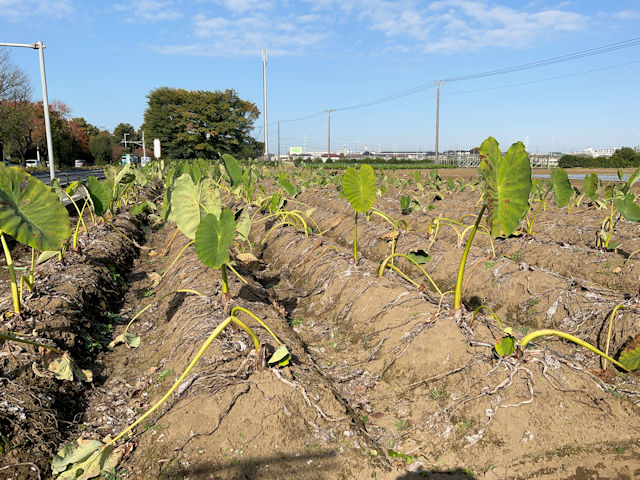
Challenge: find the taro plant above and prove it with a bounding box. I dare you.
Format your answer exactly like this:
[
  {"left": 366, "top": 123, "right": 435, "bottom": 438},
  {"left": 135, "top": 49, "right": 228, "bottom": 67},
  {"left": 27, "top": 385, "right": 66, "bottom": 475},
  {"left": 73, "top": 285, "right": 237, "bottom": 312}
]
[
  {"left": 595, "top": 166, "right": 640, "bottom": 251},
  {"left": 475, "top": 304, "right": 640, "bottom": 374},
  {"left": 341, "top": 164, "right": 377, "bottom": 264},
  {"left": 0, "top": 164, "right": 71, "bottom": 313},
  {"left": 195, "top": 208, "right": 236, "bottom": 302},
  {"left": 52, "top": 307, "right": 290, "bottom": 479},
  {"left": 453, "top": 137, "right": 532, "bottom": 317}
]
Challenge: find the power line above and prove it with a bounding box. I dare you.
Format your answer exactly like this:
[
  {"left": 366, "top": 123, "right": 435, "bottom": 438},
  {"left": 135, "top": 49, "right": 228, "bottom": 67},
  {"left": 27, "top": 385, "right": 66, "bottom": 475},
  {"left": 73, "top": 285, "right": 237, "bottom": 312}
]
[
  {"left": 441, "top": 36, "right": 640, "bottom": 82},
  {"left": 446, "top": 59, "right": 640, "bottom": 96}
]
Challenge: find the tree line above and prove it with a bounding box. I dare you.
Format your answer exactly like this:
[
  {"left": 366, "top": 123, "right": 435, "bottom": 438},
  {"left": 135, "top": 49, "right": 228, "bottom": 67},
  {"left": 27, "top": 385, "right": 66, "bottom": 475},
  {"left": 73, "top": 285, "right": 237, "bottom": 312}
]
[
  {"left": 558, "top": 148, "right": 640, "bottom": 168},
  {"left": 0, "top": 49, "right": 263, "bottom": 167}
]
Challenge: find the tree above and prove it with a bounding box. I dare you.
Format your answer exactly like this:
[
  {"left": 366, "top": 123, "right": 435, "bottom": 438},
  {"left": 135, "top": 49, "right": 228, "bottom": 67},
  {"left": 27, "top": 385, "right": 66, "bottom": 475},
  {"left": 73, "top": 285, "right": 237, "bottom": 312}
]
[
  {"left": 0, "top": 49, "right": 31, "bottom": 101},
  {"left": 89, "top": 132, "right": 115, "bottom": 165},
  {"left": 0, "top": 49, "right": 32, "bottom": 160},
  {"left": 142, "top": 87, "right": 260, "bottom": 160},
  {"left": 71, "top": 117, "right": 99, "bottom": 138},
  {"left": 113, "top": 123, "right": 137, "bottom": 147}
]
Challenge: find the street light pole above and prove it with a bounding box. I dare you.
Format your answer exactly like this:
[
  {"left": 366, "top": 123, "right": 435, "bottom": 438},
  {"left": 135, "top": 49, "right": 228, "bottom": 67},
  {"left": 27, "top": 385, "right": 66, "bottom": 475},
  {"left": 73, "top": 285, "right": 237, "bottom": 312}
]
[
  {"left": 36, "top": 41, "right": 55, "bottom": 181},
  {"left": 0, "top": 41, "right": 55, "bottom": 180}
]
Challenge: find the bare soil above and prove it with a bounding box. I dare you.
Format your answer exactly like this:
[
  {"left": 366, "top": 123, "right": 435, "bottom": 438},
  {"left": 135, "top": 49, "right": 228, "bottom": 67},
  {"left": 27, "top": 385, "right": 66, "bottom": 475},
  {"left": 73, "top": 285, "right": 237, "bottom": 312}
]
[{"left": 2, "top": 168, "right": 640, "bottom": 479}]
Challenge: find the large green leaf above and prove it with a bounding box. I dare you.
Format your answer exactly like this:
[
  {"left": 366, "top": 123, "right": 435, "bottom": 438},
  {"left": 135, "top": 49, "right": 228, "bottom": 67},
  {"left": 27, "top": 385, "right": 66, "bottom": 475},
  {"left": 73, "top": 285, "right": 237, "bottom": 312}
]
[
  {"left": 278, "top": 172, "right": 297, "bottom": 196},
  {"left": 616, "top": 193, "right": 640, "bottom": 222},
  {"left": 168, "top": 174, "right": 221, "bottom": 239},
  {"left": 85, "top": 176, "right": 110, "bottom": 217},
  {"left": 478, "top": 137, "right": 532, "bottom": 237},
  {"left": 550, "top": 167, "right": 572, "bottom": 207},
  {"left": 583, "top": 173, "right": 600, "bottom": 202},
  {"left": 623, "top": 166, "right": 640, "bottom": 194},
  {"left": 195, "top": 209, "right": 236, "bottom": 269},
  {"left": 0, "top": 165, "right": 71, "bottom": 250},
  {"left": 222, "top": 154, "right": 242, "bottom": 189},
  {"left": 618, "top": 334, "right": 640, "bottom": 371},
  {"left": 342, "top": 164, "right": 377, "bottom": 213}
]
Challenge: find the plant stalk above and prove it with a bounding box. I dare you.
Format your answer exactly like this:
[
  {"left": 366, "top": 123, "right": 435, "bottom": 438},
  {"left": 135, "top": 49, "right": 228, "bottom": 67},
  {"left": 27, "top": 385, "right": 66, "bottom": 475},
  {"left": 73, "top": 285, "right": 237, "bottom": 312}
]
[
  {"left": 0, "top": 232, "right": 20, "bottom": 313},
  {"left": 453, "top": 204, "right": 486, "bottom": 312},
  {"left": 520, "top": 329, "right": 630, "bottom": 372}
]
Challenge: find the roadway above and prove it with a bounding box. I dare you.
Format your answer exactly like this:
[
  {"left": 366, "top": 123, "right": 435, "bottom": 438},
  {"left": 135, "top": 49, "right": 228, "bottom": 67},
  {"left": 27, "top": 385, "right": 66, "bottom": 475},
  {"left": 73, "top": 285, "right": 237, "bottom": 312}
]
[{"left": 30, "top": 168, "right": 106, "bottom": 186}]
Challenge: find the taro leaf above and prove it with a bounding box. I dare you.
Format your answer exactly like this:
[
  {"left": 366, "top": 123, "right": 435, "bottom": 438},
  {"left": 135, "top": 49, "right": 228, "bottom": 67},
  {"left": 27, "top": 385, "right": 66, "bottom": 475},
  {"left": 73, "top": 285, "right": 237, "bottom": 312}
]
[
  {"left": 550, "top": 167, "right": 572, "bottom": 207},
  {"left": 617, "top": 168, "right": 624, "bottom": 181},
  {"left": 0, "top": 165, "right": 71, "bottom": 251},
  {"left": 53, "top": 438, "right": 124, "bottom": 480},
  {"left": 618, "top": 334, "right": 640, "bottom": 371},
  {"left": 66, "top": 180, "right": 82, "bottom": 197},
  {"left": 400, "top": 195, "right": 411, "bottom": 214},
  {"left": 623, "top": 165, "right": 640, "bottom": 194},
  {"left": 342, "top": 164, "right": 377, "bottom": 213},
  {"left": 48, "top": 353, "right": 93, "bottom": 382},
  {"left": 169, "top": 174, "right": 221, "bottom": 239},
  {"left": 278, "top": 172, "right": 297, "bottom": 197},
  {"left": 235, "top": 208, "right": 251, "bottom": 240},
  {"left": 37, "top": 250, "right": 59, "bottom": 265},
  {"left": 195, "top": 209, "right": 236, "bottom": 269},
  {"left": 616, "top": 193, "right": 640, "bottom": 222},
  {"left": 584, "top": 173, "right": 599, "bottom": 202},
  {"left": 242, "top": 168, "right": 253, "bottom": 192},
  {"left": 267, "top": 345, "right": 291, "bottom": 367},
  {"left": 130, "top": 199, "right": 157, "bottom": 215},
  {"left": 51, "top": 438, "right": 104, "bottom": 475},
  {"left": 85, "top": 176, "right": 110, "bottom": 217},
  {"left": 108, "top": 333, "right": 141, "bottom": 349},
  {"left": 407, "top": 249, "right": 430, "bottom": 264},
  {"left": 478, "top": 137, "right": 532, "bottom": 237},
  {"left": 446, "top": 177, "right": 455, "bottom": 191},
  {"left": 494, "top": 335, "right": 516, "bottom": 357},
  {"left": 222, "top": 154, "right": 243, "bottom": 189},
  {"left": 269, "top": 193, "right": 283, "bottom": 214}
]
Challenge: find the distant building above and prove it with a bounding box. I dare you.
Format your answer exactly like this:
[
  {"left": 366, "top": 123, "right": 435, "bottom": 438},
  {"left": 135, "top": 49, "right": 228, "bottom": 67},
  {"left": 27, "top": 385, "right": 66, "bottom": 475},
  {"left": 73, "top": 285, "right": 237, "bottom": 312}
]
[{"left": 574, "top": 147, "right": 618, "bottom": 158}]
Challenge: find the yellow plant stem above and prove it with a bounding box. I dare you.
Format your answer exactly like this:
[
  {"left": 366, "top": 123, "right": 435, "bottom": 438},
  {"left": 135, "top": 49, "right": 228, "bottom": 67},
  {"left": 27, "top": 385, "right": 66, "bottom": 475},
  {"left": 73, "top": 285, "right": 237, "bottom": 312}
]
[
  {"left": 520, "top": 329, "right": 630, "bottom": 373},
  {"left": 161, "top": 226, "right": 180, "bottom": 256},
  {"left": 378, "top": 253, "right": 442, "bottom": 296},
  {"left": 220, "top": 264, "right": 229, "bottom": 294},
  {"left": 604, "top": 304, "right": 626, "bottom": 370},
  {"left": 231, "top": 306, "right": 284, "bottom": 345},
  {"left": 104, "top": 217, "right": 145, "bottom": 249},
  {"left": 353, "top": 212, "right": 359, "bottom": 263},
  {"left": 123, "top": 289, "right": 204, "bottom": 335},
  {"left": 226, "top": 263, "right": 248, "bottom": 285},
  {"left": 156, "top": 240, "right": 195, "bottom": 287},
  {"left": 108, "top": 314, "right": 260, "bottom": 447},
  {"left": 472, "top": 305, "right": 505, "bottom": 331},
  {"left": 0, "top": 232, "right": 20, "bottom": 313},
  {"left": 453, "top": 204, "right": 487, "bottom": 312}
]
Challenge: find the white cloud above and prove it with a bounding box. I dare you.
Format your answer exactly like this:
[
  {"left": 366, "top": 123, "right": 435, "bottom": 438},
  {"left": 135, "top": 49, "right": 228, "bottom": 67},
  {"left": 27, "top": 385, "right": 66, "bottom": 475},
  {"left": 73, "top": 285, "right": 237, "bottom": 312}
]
[
  {"left": 609, "top": 10, "right": 640, "bottom": 20},
  {"left": 114, "top": 0, "right": 183, "bottom": 22},
  {"left": 304, "top": 0, "right": 590, "bottom": 54},
  {"left": 209, "top": 0, "right": 273, "bottom": 14},
  {"left": 0, "top": 0, "right": 73, "bottom": 20},
  {"left": 154, "top": 11, "right": 327, "bottom": 56}
]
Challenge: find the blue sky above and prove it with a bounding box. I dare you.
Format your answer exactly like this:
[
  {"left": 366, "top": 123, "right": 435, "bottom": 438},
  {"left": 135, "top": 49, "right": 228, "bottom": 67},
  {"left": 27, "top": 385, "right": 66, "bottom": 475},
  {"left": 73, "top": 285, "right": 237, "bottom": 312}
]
[{"left": 1, "top": 0, "right": 639, "bottom": 154}]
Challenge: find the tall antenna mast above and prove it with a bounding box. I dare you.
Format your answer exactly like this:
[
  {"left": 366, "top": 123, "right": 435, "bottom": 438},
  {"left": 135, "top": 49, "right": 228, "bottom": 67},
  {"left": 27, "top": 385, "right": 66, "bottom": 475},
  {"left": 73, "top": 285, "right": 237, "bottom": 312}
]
[{"left": 262, "top": 48, "right": 269, "bottom": 160}]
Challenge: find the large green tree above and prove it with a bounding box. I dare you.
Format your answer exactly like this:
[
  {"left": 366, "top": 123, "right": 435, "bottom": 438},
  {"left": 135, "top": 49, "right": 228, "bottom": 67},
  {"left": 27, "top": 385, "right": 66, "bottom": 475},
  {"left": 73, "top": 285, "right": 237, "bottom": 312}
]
[
  {"left": 142, "top": 87, "right": 260, "bottom": 159},
  {"left": 89, "top": 131, "right": 115, "bottom": 165}
]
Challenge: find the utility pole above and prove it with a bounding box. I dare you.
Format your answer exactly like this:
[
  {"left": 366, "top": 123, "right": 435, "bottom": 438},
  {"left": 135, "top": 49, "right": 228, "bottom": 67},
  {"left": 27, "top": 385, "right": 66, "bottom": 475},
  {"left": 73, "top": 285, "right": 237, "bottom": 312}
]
[
  {"left": 277, "top": 121, "right": 280, "bottom": 160},
  {"left": 325, "top": 109, "right": 334, "bottom": 162},
  {"left": 262, "top": 48, "right": 269, "bottom": 160},
  {"left": 435, "top": 80, "right": 442, "bottom": 165}
]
